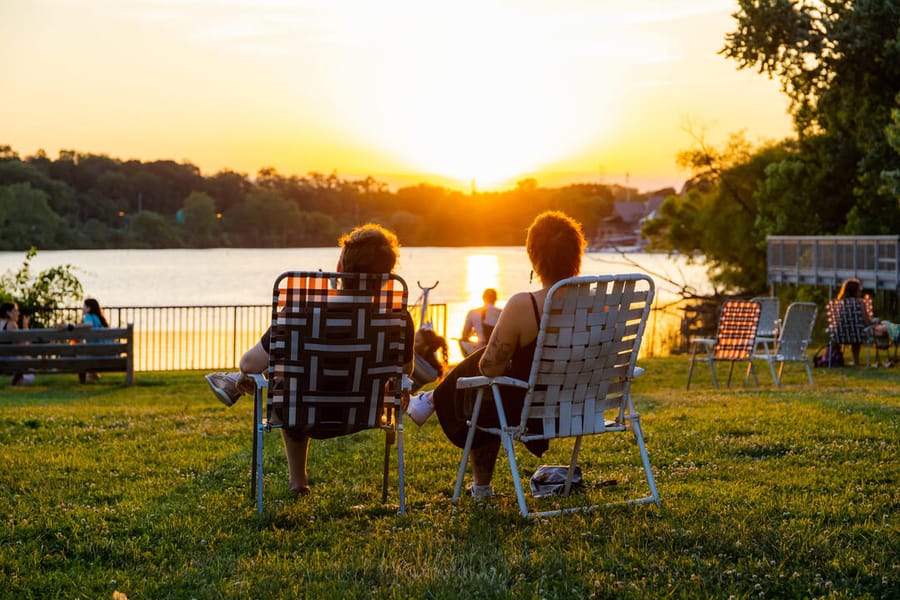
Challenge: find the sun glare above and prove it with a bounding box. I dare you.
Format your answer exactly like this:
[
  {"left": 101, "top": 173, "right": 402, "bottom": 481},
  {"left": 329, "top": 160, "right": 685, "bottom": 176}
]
[
  {"left": 465, "top": 254, "right": 501, "bottom": 307},
  {"left": 315, "top": 3, "right": 627, "bottom": 190}
]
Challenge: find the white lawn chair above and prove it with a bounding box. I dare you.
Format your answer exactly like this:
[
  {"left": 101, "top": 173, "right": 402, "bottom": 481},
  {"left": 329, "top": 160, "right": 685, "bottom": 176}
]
[
  {"left": 451, "top": 274, "right": 659, "bottom": 518},
  {"left": 752, "top": 302, "right": 817, "bottom": 386},
  {"left": 751, "top": 296, "right": 781, "bottom": 358}
]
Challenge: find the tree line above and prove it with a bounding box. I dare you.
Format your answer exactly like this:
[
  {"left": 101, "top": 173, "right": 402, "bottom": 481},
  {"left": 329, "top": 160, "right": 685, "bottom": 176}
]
[
  {"left": 3, "top": 2, "right": 898, "bottom": 300},
  {"left": 0, "top": 145, "right": 661, "bottom": 251}
]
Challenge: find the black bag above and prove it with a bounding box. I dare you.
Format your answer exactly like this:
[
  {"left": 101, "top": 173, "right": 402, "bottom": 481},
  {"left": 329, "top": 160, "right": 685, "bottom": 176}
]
[{"left": 814, "top": 345, "right": 844, "bottom": 368}]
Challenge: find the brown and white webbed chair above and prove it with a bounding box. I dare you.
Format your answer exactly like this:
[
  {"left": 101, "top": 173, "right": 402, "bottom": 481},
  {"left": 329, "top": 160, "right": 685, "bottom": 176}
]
[
  {"left": 250, "top": 271, "right": 412, "bottom": 515},
  {"left": 686, "top": 300, "right": 761, "bottom": 390},
  {"left": 452, "top": 274, "right": 659, "bottom": 518}
]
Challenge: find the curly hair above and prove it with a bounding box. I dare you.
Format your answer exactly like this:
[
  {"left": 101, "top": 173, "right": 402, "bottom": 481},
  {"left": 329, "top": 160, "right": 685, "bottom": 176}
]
[
  {"left": 338, "top": 223, "right": 400, "bottom": 274},
  {"left": 837, "top": 278, "right": 862, "bottom": 299},
  {"left": 526, "top": 211, "right": 587, "bottom": 284}
]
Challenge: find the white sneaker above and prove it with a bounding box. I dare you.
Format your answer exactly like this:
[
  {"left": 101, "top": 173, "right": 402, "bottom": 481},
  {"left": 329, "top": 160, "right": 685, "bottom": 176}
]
[
  {"left": 406, "top": 391, "right": 435, "bottom": 426},
  {"left": 205, "top": 372, "right": 242, "bottom": 407},
  {"left": 469, "top": 483, "right": 494, "bottom": 501},
  {"left": 13, "top": 373, "right": 35, "bottom": 386}
]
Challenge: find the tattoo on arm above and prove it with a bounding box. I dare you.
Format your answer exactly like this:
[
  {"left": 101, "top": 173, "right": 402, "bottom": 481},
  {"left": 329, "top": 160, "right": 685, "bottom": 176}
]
[{"left": 480, "top": 337, "right": 514, "bottom": 373}]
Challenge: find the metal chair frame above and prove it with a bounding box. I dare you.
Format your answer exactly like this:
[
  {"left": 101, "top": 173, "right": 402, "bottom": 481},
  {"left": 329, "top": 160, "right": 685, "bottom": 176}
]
[{"left": 451, "top": 274, "right": 659, "bottom": 518}]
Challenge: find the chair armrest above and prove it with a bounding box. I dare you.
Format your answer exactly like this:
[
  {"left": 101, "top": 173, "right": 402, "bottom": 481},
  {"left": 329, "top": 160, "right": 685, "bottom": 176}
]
[
  {"left": 249, "top": 373, "right": 268, "bottom": 390},
  {"left": 456, "top": 375, "right": 530, "bottom": 390},
  {"left": 690, "top": 337, "right": 716, "bottom": 347}
]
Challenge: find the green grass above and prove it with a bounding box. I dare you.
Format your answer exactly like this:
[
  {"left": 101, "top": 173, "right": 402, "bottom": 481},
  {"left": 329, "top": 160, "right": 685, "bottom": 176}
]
[{"left": 1, "top": 359, "right": 897, "bottom": 599}]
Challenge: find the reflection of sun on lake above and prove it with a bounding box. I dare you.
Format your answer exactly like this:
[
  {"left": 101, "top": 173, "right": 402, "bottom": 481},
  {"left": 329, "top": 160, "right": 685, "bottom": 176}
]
[
  {"left": 465, "top": 254, "right": 501, "bottom": 307},
  {"left": 444, "top": 253, "right": 503, "bottom": 363}
]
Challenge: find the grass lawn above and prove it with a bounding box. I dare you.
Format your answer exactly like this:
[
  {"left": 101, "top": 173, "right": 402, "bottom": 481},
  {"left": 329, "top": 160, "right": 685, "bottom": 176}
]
[{"left": 1, "top": 357, "right": 897, "bottom": 599}]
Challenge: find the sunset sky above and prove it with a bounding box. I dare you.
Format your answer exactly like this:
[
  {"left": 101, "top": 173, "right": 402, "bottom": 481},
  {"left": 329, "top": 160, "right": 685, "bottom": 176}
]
[{"left": 1, "top": 0, "right": 794, "bottom": 192}]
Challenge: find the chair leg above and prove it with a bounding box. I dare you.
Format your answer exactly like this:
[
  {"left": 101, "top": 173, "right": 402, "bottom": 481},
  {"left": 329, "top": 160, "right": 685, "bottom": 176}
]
[
  {"left": 686, "top": 346, "right": 697, "bottom": 390},
  {"left": 726, "top": 361, "right": 735, "bottom": 388},
  {"left": 452, "top": 390, "right": 484, "bottom": 507},
  {"left": 628, "top": 414, "right": 660, "bottom": 505},
  {"left": 708, "top": 357, "right": 719, "bottom": 390},
  {"left": 397, "top": 416, "right": 406, "bottom": 515},
  {"left": 804, "top": 360, "right": 814, "bottom": 386},
  {"left": 382, "top": 432, "right": 391, "bottom": 504},
  {"left": 255, "top": 420, "right": 265, "bottom": 516},
  {"left": 502, "top": 429, "right": 529, "bottom": 518},
  {"left": 251, "top": 389, "right": 259, "bottom": 502},
  {"left": 747, "top": 360, "right": 759, "bottom": 387},
  {"left": 563, "top": 437, "right": 583, "bottom": 497},
  {"left": 768, "top": 359, "right": 779, "bottom": 388}
]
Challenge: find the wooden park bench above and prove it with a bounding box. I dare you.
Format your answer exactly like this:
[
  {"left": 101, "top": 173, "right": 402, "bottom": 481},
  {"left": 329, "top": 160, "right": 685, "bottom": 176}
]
[{"left": 0, "top": 325, "right": 134, "bottom": 385}]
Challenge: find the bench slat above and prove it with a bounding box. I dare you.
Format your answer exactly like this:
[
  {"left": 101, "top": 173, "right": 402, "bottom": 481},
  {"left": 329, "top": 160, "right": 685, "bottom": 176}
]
[{"left": 0, "top": 325, "right": 134, "bottom": 385}]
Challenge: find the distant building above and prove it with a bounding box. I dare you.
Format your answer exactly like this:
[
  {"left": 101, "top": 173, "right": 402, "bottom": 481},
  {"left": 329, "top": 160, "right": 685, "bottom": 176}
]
[{"left": 593, "top": 191, "right": 671, "bottom": 250}]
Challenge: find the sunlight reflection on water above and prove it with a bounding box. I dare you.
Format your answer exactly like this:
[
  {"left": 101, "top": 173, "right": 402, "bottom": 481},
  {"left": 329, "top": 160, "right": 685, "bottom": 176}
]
[{"left": 1, "top": 247, "right": 711, "bottom": 362}]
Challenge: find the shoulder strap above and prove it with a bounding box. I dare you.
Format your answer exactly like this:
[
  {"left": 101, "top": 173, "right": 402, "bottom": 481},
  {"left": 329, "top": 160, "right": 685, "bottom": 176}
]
[{"left": 528, "top": 293, "right": 540, "bottom": 325}]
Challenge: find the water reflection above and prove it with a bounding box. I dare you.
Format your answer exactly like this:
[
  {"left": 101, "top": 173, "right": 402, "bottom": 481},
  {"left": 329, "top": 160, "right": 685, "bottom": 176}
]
[{"left": 465, "top": 254, "right": 501, "bottom": 307}]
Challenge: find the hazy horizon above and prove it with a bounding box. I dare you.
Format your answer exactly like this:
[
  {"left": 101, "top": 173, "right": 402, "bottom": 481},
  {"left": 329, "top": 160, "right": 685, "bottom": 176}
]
[{"left": 1, "top": 0, "right": 793, "bottom": 193}]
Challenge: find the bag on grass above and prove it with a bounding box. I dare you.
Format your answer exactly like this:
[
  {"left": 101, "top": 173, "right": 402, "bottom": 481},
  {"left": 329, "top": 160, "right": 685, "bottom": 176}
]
[
  {"left": 814, "top": 345, "right": 844, "bottom": 368},
  {"left": 530, "top": 465, "right": 583, "bottom": 498}
]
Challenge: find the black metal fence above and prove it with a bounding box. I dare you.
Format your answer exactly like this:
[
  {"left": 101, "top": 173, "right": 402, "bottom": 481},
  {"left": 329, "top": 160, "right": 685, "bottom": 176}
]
[{"left": 52, "top": 303, "right": 448, "bottom": 372}]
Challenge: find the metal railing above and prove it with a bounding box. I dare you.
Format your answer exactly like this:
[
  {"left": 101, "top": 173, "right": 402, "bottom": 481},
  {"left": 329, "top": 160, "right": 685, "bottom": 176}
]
[
  {"left": 51, "top": 303, "right": 448, "bottom": 372},
  {"left": 768, "top": 235, "right": 899, "bottom": 292}
]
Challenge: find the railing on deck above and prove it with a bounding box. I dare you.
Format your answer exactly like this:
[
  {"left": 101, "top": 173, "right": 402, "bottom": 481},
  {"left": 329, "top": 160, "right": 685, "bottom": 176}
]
[
  {"left": 53, "top": 303, "right": 448, "bottom": 372},
  {"left": 767, "top": 235, "right": 900, "bottom": 292}
]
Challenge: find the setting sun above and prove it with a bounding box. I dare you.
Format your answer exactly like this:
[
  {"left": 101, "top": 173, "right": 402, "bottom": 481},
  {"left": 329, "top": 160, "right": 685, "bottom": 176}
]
[{"left": 0, "top": 1, "right": 792, "bottom": 192}]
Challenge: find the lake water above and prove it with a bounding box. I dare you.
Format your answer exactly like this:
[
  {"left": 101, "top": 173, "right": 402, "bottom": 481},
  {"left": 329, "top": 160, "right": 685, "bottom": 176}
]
[{"left": 0, "top": 247, "right": 712, "bottom": 362}]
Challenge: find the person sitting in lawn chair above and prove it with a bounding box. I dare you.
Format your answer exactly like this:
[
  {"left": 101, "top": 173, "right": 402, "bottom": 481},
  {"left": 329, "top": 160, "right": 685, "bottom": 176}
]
[{"left": 204, "top": 224, "right": 415, "bottom": 496}]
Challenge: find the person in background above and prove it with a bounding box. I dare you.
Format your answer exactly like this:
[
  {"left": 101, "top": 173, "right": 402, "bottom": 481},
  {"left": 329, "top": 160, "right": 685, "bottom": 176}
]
[
  {"left": 204, "top": 223, "right": 414, "bottom": 496},
  {"left": 835, "top": 277, "right": 873, "bottom": 366},
  {"left": 406, "top": 211, "right": 587, "bottom": 500},
  {"left": 1, "top": 301, "right": 34, "bottom": 386},
  {"left": 59, "top": 298, "right": 110, "bottom": 382},
  {"left": 458, "top": 288, "right": 502, "bottom": 357}
]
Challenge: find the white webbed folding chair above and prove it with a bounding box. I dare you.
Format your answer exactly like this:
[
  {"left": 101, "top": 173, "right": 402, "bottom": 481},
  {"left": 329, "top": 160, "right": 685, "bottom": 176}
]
[
  {"left": 250, "top": 271, "right": 411, "bottom": 515},
  {"left": 451, "top": 274, "right": 659, "bottom": 518},
  {"left": 752, "top": 302, "right": 817, "bottom": 387},
  {"left": 751, "top": 296, "right": 781, "bottom": 357}
]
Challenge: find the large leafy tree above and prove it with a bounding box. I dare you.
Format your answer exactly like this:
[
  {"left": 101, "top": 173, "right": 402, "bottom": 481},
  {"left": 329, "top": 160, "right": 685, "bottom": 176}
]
[
  {"left": 643, "top": 133, "right": 790, "bottom": 293},
  {"left": 722, "top": 0, "right": 900, "bottom": 234}
]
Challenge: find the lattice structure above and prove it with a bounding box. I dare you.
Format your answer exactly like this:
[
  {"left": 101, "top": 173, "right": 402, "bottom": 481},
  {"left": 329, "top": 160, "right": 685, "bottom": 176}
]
[
  {"left": 753, "top": 302, "right": 817, "bottom": 387},
  {"left": 825, "top": 297, "right": 871, "bottom": 346},
  {"left": 687, "top": 300, "right": 761, "bottom": 390},
  {"left": 267, "top": 272, "right": 409, "bottom": 436},
  {"left": 452, "top": 274, "right": 658, "bottom": 518},
  {"left": 825, "top": 296, "right": 875, "bottom": 367},
  {"left": 251, "top": 271, "right": 410, "bottom": 515},
  {"left": 521, "top": 276, "right": 653, "bottom": 441},
  {"left": 751, "top": 296, "right": 781, "bottom": 339}
]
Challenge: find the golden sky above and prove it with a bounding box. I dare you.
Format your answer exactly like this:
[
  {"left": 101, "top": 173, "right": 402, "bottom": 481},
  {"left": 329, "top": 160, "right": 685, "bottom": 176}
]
[{"left": 0, "top": 0, "right": 793, "bottom": 192}]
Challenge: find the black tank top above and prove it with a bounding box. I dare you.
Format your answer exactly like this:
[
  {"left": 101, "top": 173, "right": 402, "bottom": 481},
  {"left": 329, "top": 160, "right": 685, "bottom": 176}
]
[{"left": 508, "top": 293, "right": 541, "bottom": 379}]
